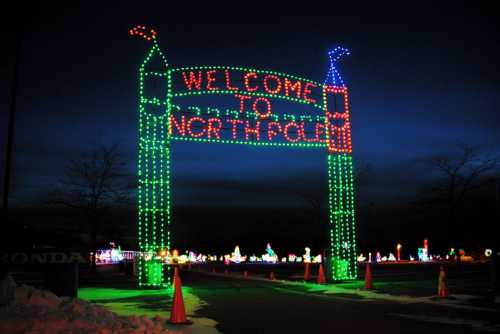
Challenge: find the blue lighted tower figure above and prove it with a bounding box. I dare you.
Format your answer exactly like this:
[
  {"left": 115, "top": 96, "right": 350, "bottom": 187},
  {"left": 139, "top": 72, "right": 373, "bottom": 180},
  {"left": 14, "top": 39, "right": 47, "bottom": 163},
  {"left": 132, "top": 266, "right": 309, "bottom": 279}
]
[
  {"left": 323, "top": 46, "right": 358, "bottom": 280},
  {"left": 324, "top": 46, "right": 351, "bottom": 87},
  {"left": 131, "top": 26, "right": 172, "bottom": 287}
]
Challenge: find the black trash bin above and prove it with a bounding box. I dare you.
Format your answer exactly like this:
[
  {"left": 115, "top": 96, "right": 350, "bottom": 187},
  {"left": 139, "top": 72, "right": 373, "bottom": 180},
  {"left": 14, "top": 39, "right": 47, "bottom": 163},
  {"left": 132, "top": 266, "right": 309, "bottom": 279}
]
[{"left": 44, "top": 263, "right": 79, "bottom": 298}]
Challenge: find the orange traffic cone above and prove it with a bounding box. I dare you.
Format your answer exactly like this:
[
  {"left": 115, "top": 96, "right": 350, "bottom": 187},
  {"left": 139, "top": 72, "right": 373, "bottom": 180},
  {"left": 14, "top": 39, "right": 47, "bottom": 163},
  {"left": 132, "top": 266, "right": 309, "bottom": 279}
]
[
  {"left": 438, "top": 265, "right": 449, "bottom": 298},
  {"left": 317, "top": 264, "right": 326, "bottom": 284},
  {"left": 269, "top": 272, "right": 275, "bottom": 280},
  {"left": 168, "top": 267, "right": 192, "bottom": 325},
  {"left": 224, "top": 269, "right": 229, "bottom": 275},
  {"left": 243, "top": 270, "right": 249, "bottom": 278},
  {"left": 364, "top": 262, "right": 373, "bottom": 289},
  {"left": 304, "top": 262, "right": 311, "bottom": 281},
  {"left": 211, "top": 267, "right": 216, "bottom": 273}
]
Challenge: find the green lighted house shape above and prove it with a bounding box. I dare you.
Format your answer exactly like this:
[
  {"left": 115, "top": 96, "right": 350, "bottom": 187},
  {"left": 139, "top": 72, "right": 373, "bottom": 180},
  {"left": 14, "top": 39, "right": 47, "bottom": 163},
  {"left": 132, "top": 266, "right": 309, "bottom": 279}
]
[{"left": 132, "top": 27, "right": 357, "bottom": 286}]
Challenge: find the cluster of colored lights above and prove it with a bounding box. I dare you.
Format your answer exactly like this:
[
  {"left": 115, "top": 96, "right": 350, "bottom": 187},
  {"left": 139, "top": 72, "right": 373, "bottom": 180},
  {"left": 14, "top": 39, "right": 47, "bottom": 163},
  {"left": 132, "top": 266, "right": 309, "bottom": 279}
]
[
  {"left": 94, "top": 249, "right": 123, "bottom": 264},
  {"left": 357, "top": 240, "right": 477, "bottom": 263},
  {"left": 206, "top": 245, "right": 324, "bottom": 264},
  {"left": 132, "top": 25, "right": 358, "bottom": 285}
]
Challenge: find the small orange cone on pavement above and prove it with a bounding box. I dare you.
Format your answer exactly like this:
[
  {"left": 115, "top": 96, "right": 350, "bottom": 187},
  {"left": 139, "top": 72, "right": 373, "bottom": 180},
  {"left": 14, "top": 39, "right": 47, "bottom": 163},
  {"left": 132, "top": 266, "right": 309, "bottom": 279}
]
[
  {"left": 211, "top": 267, "right": 216, "bottom": 273},
  {"left": 243, "top": 270, "right": 249, "bottom": 278},
  {"left": 438, "top": 265, "right": 449, "bottom": 298},
  {"left": 364, "top": 262, "right": 373, "bottom": 289},
  {"left": 168, "top": 267, "right": 192, "bottom": 325},
  {"left": 304, "top": 262, "right": 311, "bottom": 281},
  {"left": 317, "top": 264, "right": 326, "bottom": 284},
  {"left": 269, "top": 272, "right": 275, "bottom": 280},
  {"left": 224, "top": 269, "right": 229, "bottom": 275}
]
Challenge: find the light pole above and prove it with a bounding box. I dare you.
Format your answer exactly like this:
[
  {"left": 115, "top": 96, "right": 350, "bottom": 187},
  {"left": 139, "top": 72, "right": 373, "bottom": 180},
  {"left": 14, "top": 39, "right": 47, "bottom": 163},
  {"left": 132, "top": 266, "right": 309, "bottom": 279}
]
[
  {"left": 2, "top": 16, "right": 23, "bottom": 224},
  {"left": 491, "top": 178, "right": 499, "bottom": 300}
]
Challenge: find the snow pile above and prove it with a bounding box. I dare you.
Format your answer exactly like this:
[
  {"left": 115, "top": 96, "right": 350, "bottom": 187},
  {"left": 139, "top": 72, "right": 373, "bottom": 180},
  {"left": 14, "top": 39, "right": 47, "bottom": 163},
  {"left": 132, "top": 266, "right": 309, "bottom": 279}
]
[{"left": 0, "top": 284, "right": 177, "bottom": 334}]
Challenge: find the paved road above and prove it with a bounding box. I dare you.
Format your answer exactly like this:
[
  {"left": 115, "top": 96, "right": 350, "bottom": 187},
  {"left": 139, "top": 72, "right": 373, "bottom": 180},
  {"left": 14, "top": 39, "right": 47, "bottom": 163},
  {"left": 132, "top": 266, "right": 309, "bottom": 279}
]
[{"left": 183, "top": 271, "right": 500, "bottom": 334}]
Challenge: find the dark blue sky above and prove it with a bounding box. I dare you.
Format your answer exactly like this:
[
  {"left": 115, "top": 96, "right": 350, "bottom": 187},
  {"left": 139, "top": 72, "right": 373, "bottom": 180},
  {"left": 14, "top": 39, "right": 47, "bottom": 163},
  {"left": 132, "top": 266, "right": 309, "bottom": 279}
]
[{"left": 1, "top": 2, "right": 499, "bottom": 246}]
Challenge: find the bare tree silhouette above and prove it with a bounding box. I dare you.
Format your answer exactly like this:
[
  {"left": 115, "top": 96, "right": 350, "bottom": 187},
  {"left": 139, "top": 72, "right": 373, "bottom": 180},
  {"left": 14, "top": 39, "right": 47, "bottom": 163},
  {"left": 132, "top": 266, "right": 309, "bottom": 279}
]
[
  {"left": 419, "top": 144, "right": 500, "bottom": 263},
  {"left": 47, "top": 144, "right": 133, "bottom": 270},
  {"left": 292, "top": 162, "right": 372, "bottom": 248}
]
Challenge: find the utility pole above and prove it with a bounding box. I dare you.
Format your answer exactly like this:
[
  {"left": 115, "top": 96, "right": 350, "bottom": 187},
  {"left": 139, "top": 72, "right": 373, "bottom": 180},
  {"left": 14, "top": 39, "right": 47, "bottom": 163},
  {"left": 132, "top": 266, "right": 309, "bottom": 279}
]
[
  {"left": 2, "top": 15, "right": 23, "bottom": 224},
  {"left": 493, "top": 178, "right": 499, "bottom": 300}
]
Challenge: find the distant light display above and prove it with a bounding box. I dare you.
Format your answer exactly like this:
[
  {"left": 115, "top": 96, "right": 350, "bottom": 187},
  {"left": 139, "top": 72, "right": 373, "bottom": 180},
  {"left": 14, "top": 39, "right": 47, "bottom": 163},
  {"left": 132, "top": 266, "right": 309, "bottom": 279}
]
[{"left": 131, "top": 25, "right": 358, "bottom": 286}]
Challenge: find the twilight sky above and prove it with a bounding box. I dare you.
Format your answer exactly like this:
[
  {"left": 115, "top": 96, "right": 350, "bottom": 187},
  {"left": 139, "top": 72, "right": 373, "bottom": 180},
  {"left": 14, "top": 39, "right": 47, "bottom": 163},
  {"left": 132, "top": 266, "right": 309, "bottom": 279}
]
[{"left": 1, "top": 2, "right": 499, "bottom": 251}]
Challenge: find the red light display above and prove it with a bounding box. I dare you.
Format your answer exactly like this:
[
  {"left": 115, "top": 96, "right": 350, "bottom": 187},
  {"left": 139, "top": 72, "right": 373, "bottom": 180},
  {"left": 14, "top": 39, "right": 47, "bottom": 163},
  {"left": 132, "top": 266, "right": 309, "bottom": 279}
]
[
  {"left": 323, "top": 85, "right": 352, "bottom": 153},
  {"left": 177, "top": 69, "right": 321, "bottom": 106},
  {"left": 169, "top": 113, "right": 344, "bottom": 146},
  {"left": 129, "top": 25, "right": 157, "bottom": 41}
]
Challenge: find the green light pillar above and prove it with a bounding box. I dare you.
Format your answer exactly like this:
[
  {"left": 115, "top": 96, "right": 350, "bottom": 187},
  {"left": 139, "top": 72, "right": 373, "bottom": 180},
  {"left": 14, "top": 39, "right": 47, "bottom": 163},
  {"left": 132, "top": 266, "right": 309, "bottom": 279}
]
[
  {"left": 137, "top": 41, "right": 171, "bottom": 287},
  {"left": 327, "top": 153, "right": 357, "bottom": 280}
]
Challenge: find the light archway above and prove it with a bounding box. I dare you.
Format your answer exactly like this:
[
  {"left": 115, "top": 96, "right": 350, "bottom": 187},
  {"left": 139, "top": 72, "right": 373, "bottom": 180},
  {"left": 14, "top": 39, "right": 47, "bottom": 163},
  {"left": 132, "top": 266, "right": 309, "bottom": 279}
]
[{"left": 130, "top": 26, "right": 357, "bottom": 286}]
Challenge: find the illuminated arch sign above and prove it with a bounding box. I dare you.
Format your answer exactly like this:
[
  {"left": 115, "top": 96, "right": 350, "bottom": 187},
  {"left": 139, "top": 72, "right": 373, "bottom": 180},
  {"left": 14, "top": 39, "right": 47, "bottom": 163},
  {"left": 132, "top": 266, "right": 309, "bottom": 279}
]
[{"left": 131, "top": 25, "right": 357, "bottom": 286}]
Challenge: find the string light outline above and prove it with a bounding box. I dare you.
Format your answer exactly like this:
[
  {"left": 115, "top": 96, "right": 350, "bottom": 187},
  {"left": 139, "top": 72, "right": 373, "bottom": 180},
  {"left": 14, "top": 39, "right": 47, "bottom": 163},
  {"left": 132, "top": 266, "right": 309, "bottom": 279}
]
[{"left": 131, "top": 26, "right": 358, "bottom": 284}]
